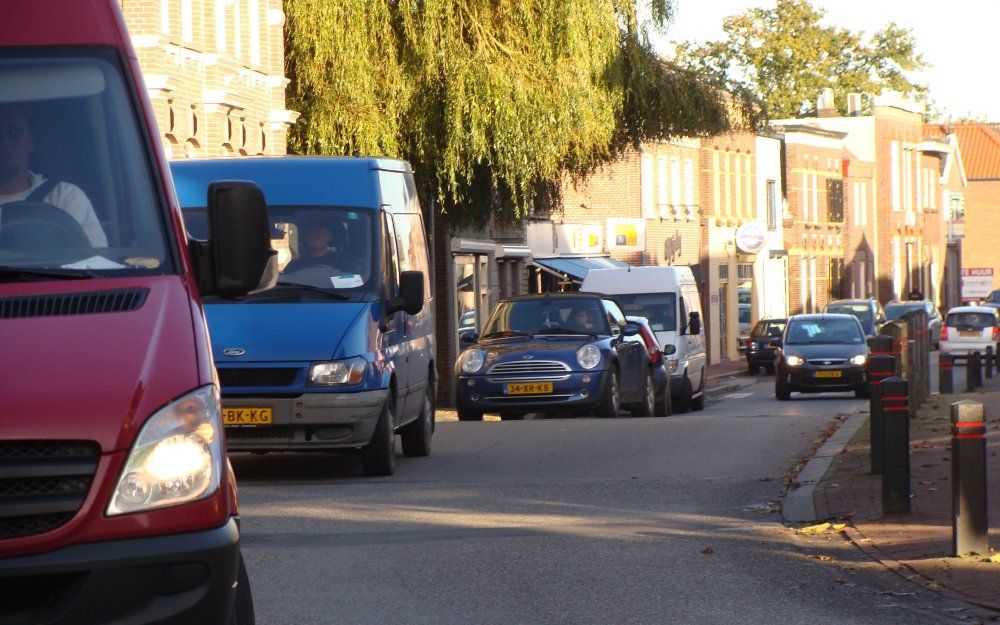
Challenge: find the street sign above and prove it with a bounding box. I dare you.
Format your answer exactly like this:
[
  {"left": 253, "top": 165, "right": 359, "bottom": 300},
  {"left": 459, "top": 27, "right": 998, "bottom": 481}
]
[{"left": 961, "top": 268, "right": 993, "bottom": 302}]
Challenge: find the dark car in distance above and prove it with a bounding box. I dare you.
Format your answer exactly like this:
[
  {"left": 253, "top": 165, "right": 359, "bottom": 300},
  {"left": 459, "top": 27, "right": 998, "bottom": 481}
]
[
  {"left": 745, "top": 318, "right": 787, "bottom": 373},
  {"left": 885, "top": 300, "right": 943, "bottom": 350},
  {"left": 626, "top": 315, "right": 672, "bottom": 416},
  {"left": 823, "top": 298, "right": 886, "bottom": 337},
  {"left": 774, "top": 314, "right": 870, "bottom": 400},
  {"left": 455, "top": 293, "right": 657, "bottom": 420}
]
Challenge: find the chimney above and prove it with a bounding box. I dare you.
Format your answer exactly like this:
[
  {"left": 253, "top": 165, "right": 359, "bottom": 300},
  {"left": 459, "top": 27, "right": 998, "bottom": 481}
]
[
  {"left": 817, "top": 88, "right": 837, "bottom": 118},
  {"left": 846, "top": 93, "right": 862, "bottom": 116}
]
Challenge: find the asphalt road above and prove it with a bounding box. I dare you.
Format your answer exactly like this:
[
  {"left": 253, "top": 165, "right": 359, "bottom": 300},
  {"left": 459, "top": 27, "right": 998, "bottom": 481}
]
[{"left": 232, "top": 376, "right": 983, "bottom": 625}]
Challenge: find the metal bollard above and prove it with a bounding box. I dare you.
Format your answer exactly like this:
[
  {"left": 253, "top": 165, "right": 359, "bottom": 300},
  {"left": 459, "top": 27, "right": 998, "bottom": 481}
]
[
  {"left": 881, "top": 377, "right": 911, "bottom": 514},
  {"left": 968, "top": 351, "right": 982, "bottom": 391},
  {"left": 939, "top": 353, "right": 954, "bottom": 394},
  {"left": 869, "top": 334, "right": 894, "bottom": 358},
  {"left": 868, "top": 354, "right": 896, "bottom": 474},
  {"left": 987, "top": 346, "right": 995, "bottom": 379},
  {"left": 951, "top": 401, "right": 990, "bottom": 556}
]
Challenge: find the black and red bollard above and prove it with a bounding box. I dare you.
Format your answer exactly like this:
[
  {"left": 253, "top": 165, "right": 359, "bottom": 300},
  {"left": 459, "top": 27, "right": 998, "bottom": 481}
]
[
  {"left": 951, "top": 400, "right": 990, "bottom": 556},
  {"left": 939, "top": 353, "right": 954, "bottom": 394},
  {"left": 969, "top": 351, "right": 983, "bottom": 390},
  {"left": 881, "top": 377, "right": 911, "bottom": 514},
  {"left": 986, "top": 346, "right": 994, "bottom": 379},
  {"left": 868, "top": 354, "right": 896, "bottom": 474}
]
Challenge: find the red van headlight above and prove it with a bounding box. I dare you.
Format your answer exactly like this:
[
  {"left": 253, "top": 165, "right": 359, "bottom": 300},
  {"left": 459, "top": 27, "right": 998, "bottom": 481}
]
[{"left": 107, "top": 386, "right": 223, "bottom": 515}]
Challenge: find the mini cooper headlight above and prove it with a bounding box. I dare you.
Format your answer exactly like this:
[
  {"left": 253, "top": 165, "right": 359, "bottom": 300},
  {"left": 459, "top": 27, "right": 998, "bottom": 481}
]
[
  {"left": 850, "top": 354, "right": 868, "bottom": 366},
  {"left": 460, "top": 349, "right": 486, "bottom": 374},
  {"left": 576, "top": 344, "right": 601, "bottom": 370},
  {"left": 786, "top": 355, "right": 805, "bottom": 367}
]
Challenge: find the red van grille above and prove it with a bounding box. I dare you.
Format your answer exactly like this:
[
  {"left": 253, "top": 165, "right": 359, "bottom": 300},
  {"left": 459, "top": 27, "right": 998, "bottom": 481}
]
[
  {"left": 0, "top": 441, "right": 99, "bottom": 540},
  {"left": 0, "top": 288, "right": 147, "bottom": 319},
  {"left": 0, "top": 573, "right": 81, "bottom": 618}
]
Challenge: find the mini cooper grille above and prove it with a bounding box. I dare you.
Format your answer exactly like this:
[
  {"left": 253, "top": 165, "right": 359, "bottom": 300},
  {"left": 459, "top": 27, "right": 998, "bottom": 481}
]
[
  {"left": 218, "top": 367, "right": 300, "bottom": 388},
  {"left": 487, "top": 360, "right": 571, "bottom": 375},
  {"left": 0, "top": 441, "right": 99, "bottom": 540},
  {"left": 0, "top": 288, "right": 147, "bottom": 319}
]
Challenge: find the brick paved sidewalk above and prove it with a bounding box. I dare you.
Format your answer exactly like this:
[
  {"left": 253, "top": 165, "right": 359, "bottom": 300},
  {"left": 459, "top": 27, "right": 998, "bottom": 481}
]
[{"left": 813, "top": 376, "right": 1000, "bottom": 610}]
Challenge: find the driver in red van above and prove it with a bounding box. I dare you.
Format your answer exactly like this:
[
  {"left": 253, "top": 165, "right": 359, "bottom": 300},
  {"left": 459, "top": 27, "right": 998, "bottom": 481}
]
[{"left": 0, "top": 103, "right": 108, "bottom": 247}]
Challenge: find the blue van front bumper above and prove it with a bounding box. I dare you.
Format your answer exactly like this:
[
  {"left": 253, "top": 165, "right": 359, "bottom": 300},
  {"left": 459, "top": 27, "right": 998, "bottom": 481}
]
[
  {"left": 455, "top": 369, "right": 607, "bottom": 414},
  {"left": 222, "top": 389, "right": 388, "bottom": 451}
]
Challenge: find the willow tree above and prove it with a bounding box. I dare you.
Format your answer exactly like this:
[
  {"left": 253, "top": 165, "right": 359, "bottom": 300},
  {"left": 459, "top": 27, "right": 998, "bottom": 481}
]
[{"left": 284, "top": 0, "right": 753, "bottom": 225}]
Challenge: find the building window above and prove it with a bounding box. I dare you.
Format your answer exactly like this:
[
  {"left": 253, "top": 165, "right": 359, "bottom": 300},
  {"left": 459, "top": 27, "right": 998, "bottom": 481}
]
[
  {"left": 233, "top": 0, "right": 242, "bottom": 60},
  {"left": 656, "top": 155, "right": 668, "bottom": 218},
  {"left": 216, "top": 0, "right": 228, "bottom": 51},
  {"left": 181, "top": 0, "right": 193, "bottom": 42},
  {"left": 800, "top": 170, "right": 808, "bottom": 220},
  {"left": 892, "top": 236, "right": 902, "bottom": 298},
  {"left": 641, "top": 154, "right": 654, "bottom": 218},
  {"left": 811, "top": 171, "right": 819, "bottom": 222},
  {"left": 733, "top": 154, "right": 743, "bottom": 216},
  {"left": 827, "top": 179, "right": 844, "bottom": 222},
  {"left": 161, "top": 0, "right": 172, "bottom": 36},
  {"left": 808, "top": 257, "right": 817, "bottom": 313},
  {"left": 890, "top": 140, "right": 900, "bottom": 212},
  {"left": 683, "top": 158, "right": 694, "bottom": 216},
  {"left": 744, "top": 155, "right": 753, "bottom": 219},
  {"left": 712, "top": 151, "right": 720, "bottom": 215},
  {"left": 718, "top": 264, "right": 729, "bottom": 280},
  {"left": 249, "top": 0, "right": 261, "bottom": 65},
  {"left": 670, "top": 156, "right": 681, "bottom": 216},
  {"left": 766, "top": 180, "right": 777, "bottom": 230},
  {"left": 800, "top": 257, "right": 807, "bottom": 314},
  {"left": 829, "top": 258, "right": 844, "bottom": 299}
]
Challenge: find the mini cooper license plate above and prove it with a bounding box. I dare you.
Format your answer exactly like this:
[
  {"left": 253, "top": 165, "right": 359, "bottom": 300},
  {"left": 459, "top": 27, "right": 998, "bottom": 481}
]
[
  {"left": 505, "top": 382, "right": 553, "bottom": 395},
  {"left": 814, "top": 371, "right": 842, "bottom": 379},
  {"left": 223, "top": 407, "right": 273, "bottom": 425}
]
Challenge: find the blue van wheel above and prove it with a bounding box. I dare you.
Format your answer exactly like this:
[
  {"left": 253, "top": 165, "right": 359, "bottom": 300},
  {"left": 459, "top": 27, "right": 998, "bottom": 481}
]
[
  {"left": 361, "top": 400, "right": 396, "bottom": 476},
  {"left": 401, "top": 379, "right": 434, "bottom": 457}
]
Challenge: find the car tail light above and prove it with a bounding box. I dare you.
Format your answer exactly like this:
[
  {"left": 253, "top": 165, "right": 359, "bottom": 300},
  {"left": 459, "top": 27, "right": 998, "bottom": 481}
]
[
  {"left": 993, "top": 326, "right": 999, "bottom": 342},
  {"left": 638, "top": 326, "right": 661, "bottom": 365},
  {"left": 940, "top": 326, "right": 948, "bottom": 343}
]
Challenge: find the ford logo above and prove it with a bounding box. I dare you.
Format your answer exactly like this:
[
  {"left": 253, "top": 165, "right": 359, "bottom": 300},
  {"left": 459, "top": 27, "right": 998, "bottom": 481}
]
[{"left": 223, "top": 348, "right": 247, "bottom": 357}]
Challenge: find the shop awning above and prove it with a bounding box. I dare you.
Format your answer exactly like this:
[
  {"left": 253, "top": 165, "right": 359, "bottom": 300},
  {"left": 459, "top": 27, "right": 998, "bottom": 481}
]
[{"left": 531, "top": 256, "right": 629, "bottom": 282}]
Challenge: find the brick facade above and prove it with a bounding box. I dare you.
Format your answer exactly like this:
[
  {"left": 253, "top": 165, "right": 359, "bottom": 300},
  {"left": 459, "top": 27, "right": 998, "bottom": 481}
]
[{"left": 120, "top": 0, "right": 296, "bottom": 159}]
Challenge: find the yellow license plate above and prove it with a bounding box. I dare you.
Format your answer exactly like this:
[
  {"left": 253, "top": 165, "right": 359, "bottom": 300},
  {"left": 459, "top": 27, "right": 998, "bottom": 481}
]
[
  {"left": 223, "top": 407, "right": 273, "bottom": 425},
  {"left": 505, "top": 382, "right": 553, "bottom": 395},
  {"left": 814, "top": 371, "right": 842, "bottom": 379},
  {"left": 960, "top": 330, "right": 981, "bottom": 337}
]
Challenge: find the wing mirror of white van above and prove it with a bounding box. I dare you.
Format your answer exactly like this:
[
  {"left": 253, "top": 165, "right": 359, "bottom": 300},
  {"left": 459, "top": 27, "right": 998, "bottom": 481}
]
[
  {"left": 687, "top": 312, "right": 702, "bottom": 336},
  {"left": 389, "top": 270, "right": 425, "bottom": 315},
  {"left": 662, "top": 344, "right": 677, "bottom": 356}
]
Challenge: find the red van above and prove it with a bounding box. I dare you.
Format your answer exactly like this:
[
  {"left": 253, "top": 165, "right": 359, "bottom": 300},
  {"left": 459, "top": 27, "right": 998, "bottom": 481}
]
[{"left": 0, "top": 2, "right": 275, "bottom": 623}]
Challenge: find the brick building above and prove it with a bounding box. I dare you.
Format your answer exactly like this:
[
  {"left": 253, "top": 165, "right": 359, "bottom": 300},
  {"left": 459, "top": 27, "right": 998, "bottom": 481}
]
[
  {"left": 770, "top": 124, "right": 849, "bottom": 316},
  {"left": 930, "top": 124, "right": 997, "bottom": 302},
  {"left": 119, "top": 0, "right": 296, "bottom": 159}
]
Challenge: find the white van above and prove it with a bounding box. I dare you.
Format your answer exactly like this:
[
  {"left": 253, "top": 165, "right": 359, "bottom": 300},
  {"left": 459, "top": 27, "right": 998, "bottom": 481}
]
[{"left": 582, "top": 266, "right": 707, "bottom": 412}]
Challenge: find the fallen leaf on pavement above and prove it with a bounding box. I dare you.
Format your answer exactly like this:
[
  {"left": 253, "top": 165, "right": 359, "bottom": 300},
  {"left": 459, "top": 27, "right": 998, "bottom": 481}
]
[
  {"left": 986, "top": 553, "right": 1000, "bottom": 563},
  {"left": 919, "top": 480, "right": 934, "bottom": 485},
  {"left": 701, "top": 546, "right": 714, "bottom": 555},
  {"left": 797, "top": 523, "right": 832, "bottom": 535},
  {"left": 831, "top": 523, "right": 847, "bottom": 532}
]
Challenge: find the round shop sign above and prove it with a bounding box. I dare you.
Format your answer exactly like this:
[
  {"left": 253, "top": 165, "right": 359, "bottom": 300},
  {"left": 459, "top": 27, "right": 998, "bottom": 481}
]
[{"left": 734, "top": 222, "right": 767, "bottom": 255}]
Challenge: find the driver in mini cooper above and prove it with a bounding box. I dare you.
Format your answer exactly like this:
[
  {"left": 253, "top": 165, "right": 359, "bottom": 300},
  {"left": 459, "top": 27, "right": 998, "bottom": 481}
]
[{"left": 0, "top": 103, "right": 108, "bottom": 247}]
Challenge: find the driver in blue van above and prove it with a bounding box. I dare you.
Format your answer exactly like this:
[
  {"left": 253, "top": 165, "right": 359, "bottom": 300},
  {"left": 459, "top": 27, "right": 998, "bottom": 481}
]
[
  {"left": 0, "top": 103, "right": 107, "bottom": 247},
  {"left": 284, "top": 218, "right": 340, "bottom": 273}
]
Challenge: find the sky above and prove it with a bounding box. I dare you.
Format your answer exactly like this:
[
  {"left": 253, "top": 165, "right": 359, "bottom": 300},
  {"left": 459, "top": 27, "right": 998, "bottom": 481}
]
[{"left": 649, "top": 0, "right": 999, "bottom": 121}]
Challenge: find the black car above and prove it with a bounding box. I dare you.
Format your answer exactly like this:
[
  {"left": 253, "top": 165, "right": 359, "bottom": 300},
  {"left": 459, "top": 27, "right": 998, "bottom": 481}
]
[
  {"left": 745, "top": 318, "right": 787, "bottom": 373},
  {"left": 774, "top": 314, "right": 869, "bottom": 400},
  {"left": 823, "top": 298, "right": 886, "bottom": 337}
]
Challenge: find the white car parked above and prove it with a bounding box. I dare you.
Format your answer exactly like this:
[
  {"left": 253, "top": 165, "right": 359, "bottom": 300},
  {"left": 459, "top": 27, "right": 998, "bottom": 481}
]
[{"left": 940, "top": 306, "right": 1000, "bottom": 357}]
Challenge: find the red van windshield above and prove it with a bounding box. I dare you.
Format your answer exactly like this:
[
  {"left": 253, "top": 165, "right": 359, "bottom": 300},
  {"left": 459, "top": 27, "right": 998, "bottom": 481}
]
[{"left": 0, "top": 50, "right": 171, "bottom": 276}]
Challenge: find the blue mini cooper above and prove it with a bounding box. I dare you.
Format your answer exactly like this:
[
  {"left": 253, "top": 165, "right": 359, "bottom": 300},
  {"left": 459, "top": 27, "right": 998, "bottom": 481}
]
[{"left": 454, "top": 293, "right": 657, "bottom": 420}]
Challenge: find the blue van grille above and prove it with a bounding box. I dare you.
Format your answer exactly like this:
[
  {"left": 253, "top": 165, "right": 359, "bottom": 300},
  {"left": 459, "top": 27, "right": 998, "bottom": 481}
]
[
  {"left": 0, "top": 288, "right": 147, "bottom": 319},
  {"left": 218, "top": 367, "right": 300, "bottom": 388},
  {"left": 0, "top": 441, "right": 99, "bottom": 540}
]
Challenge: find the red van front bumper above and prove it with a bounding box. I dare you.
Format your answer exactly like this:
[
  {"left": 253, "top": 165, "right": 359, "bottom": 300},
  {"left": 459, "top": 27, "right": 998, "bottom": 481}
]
[{"left": 0, "top": 518, "right": 241, "bottom": 624}]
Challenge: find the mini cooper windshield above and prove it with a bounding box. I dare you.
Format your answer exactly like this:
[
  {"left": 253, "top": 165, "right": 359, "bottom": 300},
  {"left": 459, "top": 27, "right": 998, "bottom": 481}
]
[{"left": 483, "top": 298, "right": 610, "bottom": 337}]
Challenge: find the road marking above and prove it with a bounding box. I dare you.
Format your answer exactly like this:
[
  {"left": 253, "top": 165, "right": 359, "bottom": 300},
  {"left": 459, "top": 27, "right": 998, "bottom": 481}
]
[{"left": 720, "top": 392, "right": 754, "bottom": 400}]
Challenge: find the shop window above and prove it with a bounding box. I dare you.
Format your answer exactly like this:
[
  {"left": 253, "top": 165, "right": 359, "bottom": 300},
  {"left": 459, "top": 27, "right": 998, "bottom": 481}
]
[
  {"left": 766, "top": 180, "right": 778, "bottom": 230},
  {"left": 827, "top": 179, "right": 844, "bottom": 222}
]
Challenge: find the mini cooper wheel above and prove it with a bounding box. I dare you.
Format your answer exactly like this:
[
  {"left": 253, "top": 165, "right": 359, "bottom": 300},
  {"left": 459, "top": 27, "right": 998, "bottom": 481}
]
[{"left": 595, "top": 367, "right": 621, "bottom": 418}]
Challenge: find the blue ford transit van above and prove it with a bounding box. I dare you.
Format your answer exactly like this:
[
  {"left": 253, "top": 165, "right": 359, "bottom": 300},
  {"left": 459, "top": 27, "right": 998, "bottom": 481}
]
[{"left": 171, "top": 158, "right": 435, "bottom": 476}]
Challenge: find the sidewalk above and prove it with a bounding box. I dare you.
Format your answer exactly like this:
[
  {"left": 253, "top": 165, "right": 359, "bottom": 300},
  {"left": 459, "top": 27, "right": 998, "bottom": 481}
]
[
  {"left": 704, "top": 358, "right": 755, "bottom": 398},
  {"left": 809, "top": 371, "right": 1000, "bottom": 610}
]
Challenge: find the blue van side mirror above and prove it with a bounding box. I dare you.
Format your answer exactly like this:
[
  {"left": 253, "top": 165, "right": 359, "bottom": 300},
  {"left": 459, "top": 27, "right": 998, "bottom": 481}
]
[
  {"left": 622, "top": 323, "right": 641, "bottom": 337},
  {"left": 389, "top": 270, "right": 424, "bottom": 315}
]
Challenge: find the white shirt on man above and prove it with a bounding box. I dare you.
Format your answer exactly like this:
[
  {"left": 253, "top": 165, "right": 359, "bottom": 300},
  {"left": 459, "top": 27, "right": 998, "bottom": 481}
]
[{"left": 0, "top": 171, "right": 108, "bottom": 247}]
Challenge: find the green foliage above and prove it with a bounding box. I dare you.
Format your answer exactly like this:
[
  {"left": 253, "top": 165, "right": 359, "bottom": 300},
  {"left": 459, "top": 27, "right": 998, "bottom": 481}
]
[
  {"left": 674, "top": 0, "right": 928, "bottom": 120},
  {"left": 284, "top": 0, "right": 749, "bottom": 226}
]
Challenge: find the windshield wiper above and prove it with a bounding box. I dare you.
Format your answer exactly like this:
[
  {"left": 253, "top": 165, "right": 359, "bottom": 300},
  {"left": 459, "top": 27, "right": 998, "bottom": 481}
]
[
  {"left": 536, "top": 327, "right": 597, "bottom": 336},
  {"left": 482, "top": 330, "right": 533, "bottom": 339},
  {"left": 0, "top": 266, "right": 97, "bottom": 281},
  {"left": 274, "top": 281, "right": 349, "bottom": 300}
]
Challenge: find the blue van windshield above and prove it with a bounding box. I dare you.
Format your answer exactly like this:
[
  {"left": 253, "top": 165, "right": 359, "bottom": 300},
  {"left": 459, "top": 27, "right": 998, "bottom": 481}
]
[{"left": 184, "top": 206, "right": 373, "bottom": 300}]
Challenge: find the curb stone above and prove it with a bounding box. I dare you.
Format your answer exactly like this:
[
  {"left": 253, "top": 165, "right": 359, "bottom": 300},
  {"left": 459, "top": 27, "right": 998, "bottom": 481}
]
[{"left": 782, "top": 412, "right": 867, "bottom": 523}]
